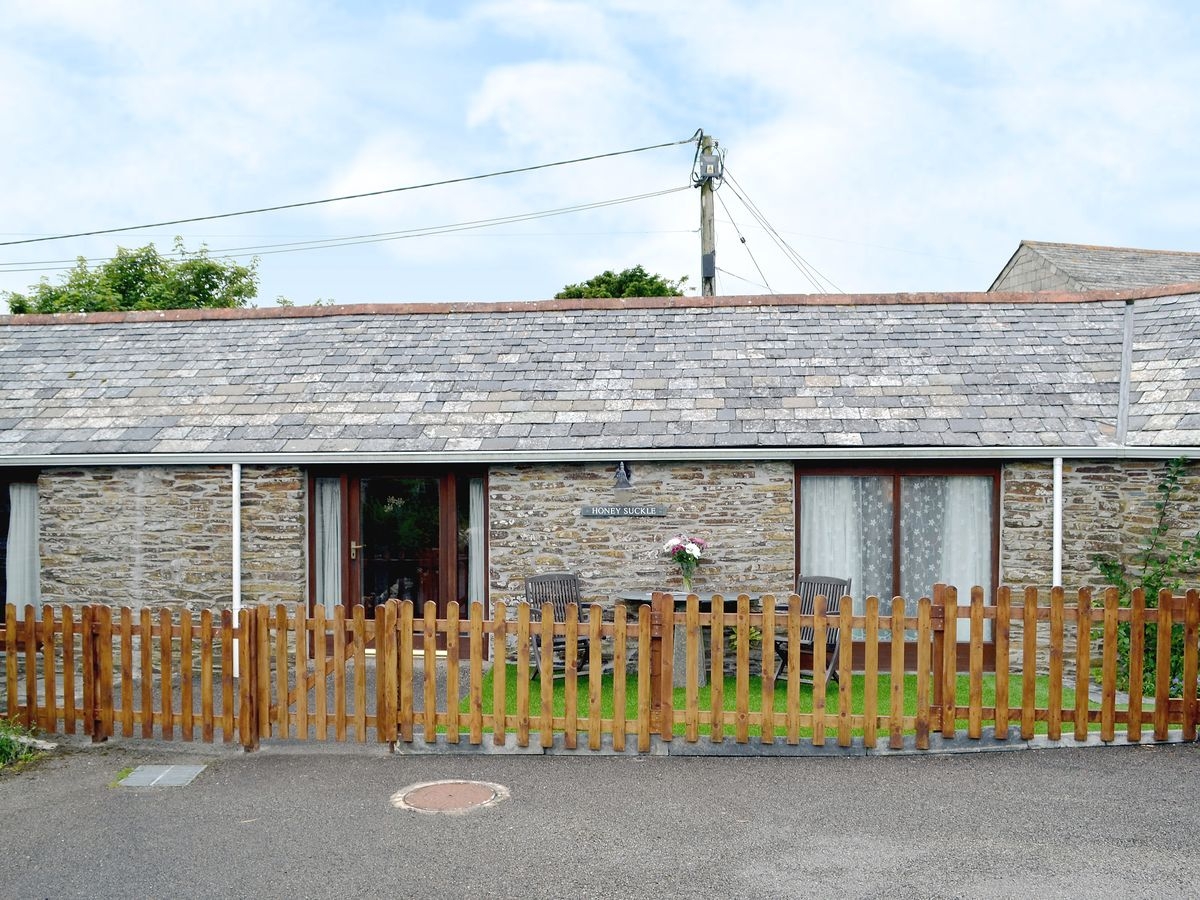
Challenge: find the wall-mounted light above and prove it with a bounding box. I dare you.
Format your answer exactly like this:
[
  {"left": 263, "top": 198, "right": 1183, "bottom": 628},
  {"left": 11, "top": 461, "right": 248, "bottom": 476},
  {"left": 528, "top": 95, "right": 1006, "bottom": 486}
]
[{"left": 614, "top": 461, "right": 633, "bottom": 491}]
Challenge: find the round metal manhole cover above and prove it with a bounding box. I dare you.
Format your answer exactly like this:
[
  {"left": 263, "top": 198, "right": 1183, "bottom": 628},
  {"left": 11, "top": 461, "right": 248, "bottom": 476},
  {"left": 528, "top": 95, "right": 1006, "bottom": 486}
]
[{"left": 391, "top": 780, "right": 510, "bottom": 815}]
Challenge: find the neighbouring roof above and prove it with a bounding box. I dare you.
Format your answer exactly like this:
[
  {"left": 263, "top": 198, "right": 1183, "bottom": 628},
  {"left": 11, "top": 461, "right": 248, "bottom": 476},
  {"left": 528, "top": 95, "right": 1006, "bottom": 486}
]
[
  {"left": 990, "top": 240, "right": 1200, "bottom": 292},
  {"left": 2, "top": 287, "right": 1199, "bottom": 461}
]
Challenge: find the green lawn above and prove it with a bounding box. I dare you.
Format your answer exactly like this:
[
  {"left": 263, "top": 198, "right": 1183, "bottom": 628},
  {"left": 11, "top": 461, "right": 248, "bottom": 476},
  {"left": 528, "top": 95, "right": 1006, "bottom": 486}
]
[{"left": 469, "top": 665, "right": 1085, "bottom": 737}]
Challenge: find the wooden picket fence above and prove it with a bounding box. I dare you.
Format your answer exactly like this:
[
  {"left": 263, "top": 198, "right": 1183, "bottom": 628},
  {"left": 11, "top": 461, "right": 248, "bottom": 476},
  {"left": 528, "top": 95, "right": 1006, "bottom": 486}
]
[{"left": 3, "top": 586, "right": 1199, "bottom": 753}]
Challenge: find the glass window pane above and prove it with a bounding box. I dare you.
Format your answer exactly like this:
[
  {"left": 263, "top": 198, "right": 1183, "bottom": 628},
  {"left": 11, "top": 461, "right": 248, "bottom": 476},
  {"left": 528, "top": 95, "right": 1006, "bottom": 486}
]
[{"left": 799, "top": 475, "right": 894, "bottom": 614}]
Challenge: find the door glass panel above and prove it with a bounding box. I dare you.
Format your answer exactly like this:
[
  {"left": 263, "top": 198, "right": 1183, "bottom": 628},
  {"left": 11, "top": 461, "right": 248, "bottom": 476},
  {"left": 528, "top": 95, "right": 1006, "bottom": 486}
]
[
  {"left": 361, "top": 477, "right": 440, "bottom": 616},
  {"left": 456, "top": 476, "right": 486, "bottom": 605},
  {"left": 313, "top": 477, "right": 343, "bottom": 616}
]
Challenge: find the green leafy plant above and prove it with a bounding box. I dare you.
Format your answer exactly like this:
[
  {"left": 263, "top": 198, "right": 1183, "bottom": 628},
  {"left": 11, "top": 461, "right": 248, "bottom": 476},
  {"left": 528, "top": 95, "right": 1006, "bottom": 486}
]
[
  {"left": 0, "top": 719, "right": 39, "bottom": 770},
  {"left": 1093, "top": 457, "right": 1200, "bottom": 695}
]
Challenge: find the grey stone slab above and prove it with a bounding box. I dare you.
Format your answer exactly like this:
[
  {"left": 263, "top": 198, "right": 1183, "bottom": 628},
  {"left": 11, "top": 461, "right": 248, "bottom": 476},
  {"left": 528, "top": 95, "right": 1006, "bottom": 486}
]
[{"left": 120, "top": 764, "right": 207, "bottom": 787}]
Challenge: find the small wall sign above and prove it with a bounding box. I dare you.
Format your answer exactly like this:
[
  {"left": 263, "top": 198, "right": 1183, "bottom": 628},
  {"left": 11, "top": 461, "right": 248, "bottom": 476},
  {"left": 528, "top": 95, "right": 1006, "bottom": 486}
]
[{"left": 580, "top": 504, "right": 668, "bottom": 518}]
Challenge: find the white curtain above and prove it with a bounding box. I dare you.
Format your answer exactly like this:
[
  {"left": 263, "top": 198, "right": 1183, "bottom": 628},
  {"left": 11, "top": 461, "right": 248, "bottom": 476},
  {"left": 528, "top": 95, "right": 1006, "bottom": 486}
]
[
  {"left": 7, "top": 482, "right": 40, "bottom": 607},
  {"left": 939, "top": 477, "right": 993, "bottom": 640},
  {"left": 468, "top": 477, "right": 485, "bottom": 605},
  {"left": 799, "top": 476, "right": 893, "bottom": 617},
  {"left": 313, "top": 478, "right": 342, "bottom": 616}
]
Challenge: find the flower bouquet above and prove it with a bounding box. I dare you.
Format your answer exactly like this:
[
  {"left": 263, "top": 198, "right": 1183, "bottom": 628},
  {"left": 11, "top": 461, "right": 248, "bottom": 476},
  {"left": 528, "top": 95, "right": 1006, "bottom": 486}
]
[{"left": 662, "top": 534, "right": 707, "bottom": 593}]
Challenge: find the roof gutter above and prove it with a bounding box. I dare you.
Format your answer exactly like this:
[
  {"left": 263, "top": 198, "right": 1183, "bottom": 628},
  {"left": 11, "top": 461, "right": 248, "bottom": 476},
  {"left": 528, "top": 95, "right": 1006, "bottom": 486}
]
[{"left": 0, "top": 445, "right": 1195, "bottom": 469}]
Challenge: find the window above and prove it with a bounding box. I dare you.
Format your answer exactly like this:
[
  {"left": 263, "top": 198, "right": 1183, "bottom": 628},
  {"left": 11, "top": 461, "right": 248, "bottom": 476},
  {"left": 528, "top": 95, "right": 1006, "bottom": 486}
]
[
  {"left": 797, "top": 465, "right": 999, "bottom": 641},
  {"left": 3, "top": 479, "right": 41, "bottom": 611}
]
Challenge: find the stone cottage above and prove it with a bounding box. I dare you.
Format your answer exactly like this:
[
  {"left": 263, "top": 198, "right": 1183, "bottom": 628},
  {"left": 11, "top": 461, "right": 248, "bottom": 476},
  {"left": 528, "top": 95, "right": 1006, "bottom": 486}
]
[{"left": 2, "top": 281, "right": 1199, "bottom": 665}]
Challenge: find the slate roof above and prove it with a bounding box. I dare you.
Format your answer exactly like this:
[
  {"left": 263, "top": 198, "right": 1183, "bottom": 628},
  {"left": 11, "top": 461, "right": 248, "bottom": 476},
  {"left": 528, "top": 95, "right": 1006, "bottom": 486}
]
[
  {"left": 990, "top": 240, "right": 1200, "bottom": 292},
  {"left": 2, "top": 288, "right": 1199, "bottom": 459}
]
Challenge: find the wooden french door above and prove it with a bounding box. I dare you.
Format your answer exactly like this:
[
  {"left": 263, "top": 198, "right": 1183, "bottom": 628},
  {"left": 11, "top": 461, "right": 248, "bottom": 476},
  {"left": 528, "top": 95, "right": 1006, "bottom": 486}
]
[{"left": 311, "top": 469, "right": 487, "bottom": 651}]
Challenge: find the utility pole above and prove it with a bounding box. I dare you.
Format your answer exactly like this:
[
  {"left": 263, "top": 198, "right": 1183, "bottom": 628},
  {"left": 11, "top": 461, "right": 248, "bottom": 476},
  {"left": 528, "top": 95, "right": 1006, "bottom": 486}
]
[{"left": 696, "top": 133, "right": 720, "bottom": 297}]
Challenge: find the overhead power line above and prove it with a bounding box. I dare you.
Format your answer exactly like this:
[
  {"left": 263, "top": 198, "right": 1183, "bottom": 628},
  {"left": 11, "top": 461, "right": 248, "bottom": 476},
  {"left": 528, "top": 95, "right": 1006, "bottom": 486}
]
[
  {"left": 0, "top": 186, "right": 693, "bottom": 274},
  {"left": 715, "top": 191, "right": 773, "bottom": 294},
  {"left": 0, "top": 130, "right": 703, "bottom": 249},
  {"left": 722, "top": 167, "right": 843, "bottom": 293}
]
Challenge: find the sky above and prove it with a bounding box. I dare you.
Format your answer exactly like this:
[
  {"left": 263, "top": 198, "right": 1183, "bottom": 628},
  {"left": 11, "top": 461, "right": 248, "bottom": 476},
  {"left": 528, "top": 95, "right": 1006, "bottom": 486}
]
[{"left": 1, "top": 0, "right": 1198, "bottom": 306}]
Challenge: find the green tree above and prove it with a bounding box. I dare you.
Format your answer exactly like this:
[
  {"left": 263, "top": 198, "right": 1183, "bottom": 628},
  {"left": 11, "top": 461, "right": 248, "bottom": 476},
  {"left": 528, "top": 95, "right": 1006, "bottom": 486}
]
[
  {"left": 4, "top": 238, "right": 257, "bottom": 313},
  {"left": 555, "top": 265, "right": 688, "bottom": 299}
]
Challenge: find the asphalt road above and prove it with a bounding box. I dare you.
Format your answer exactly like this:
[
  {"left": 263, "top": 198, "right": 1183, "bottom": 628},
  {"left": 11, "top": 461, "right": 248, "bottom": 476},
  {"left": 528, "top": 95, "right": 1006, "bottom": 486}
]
[{"left": 2, "top": 740, "right": 1197, "bottom": 899}]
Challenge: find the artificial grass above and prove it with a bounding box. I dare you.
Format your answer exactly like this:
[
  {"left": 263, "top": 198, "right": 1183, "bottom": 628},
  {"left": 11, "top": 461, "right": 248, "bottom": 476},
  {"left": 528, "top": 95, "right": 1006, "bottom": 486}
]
[{"left": 468, "top": 665, "right": 1085, "bottom": 738}]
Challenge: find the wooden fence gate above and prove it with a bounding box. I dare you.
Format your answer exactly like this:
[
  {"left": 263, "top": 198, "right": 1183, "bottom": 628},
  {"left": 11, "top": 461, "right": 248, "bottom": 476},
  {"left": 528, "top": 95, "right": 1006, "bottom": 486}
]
[{"left": 4, "top": 587, "right": 1199, "bottom": 753}]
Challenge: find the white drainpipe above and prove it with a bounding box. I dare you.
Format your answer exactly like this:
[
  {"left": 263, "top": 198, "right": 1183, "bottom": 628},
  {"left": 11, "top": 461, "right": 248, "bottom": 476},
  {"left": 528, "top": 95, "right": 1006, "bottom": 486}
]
[
  {"left": 1052, "top": 457, "right": 1063, "bottom": 588},
  {"left": 233, "top": 462, "right": 243, "bottom": 677}
]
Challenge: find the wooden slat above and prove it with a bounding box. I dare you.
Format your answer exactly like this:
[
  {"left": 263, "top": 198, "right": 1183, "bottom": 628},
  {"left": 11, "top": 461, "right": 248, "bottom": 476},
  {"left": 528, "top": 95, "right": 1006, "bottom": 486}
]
[
  {"left": 43, "top": 606, "right": 58, "bottom": 734},
  {"left": 314, "top": 604, "right": 329, "bottom": 741},
  {"left": 931, "top": 585, "right": 945, "bottom": 733},
  {"left": 446, "top": 601, "right": 461, "bottom": 745},
  {"left": 968, "top": 587, "right": 984, "bottom": 740},
  {"left": 838, "top": 596, "right": 853, "bottom": 748},
  {"left": 734, "top": 595, "right": 750, "bottom": 743},
  {"left": 685, "top": 594, "right": 700, "bottom": 743},
  {"left": 98, "top": 606, "right": 114, "bottom": 741},
  {"left": 1048, "top": 587, "right": 1064, "bottom": 741},
  {"left": 380, "top": 601, "right": 398, "bottom": 743},
  {"left": 4, "top": 605, "right": 16, "bottom": 726},
  {"left": 1128, "top": 589, "right": 1145, "bottom": 742},
  {"left": 81, "top": 606, "right": 95, "bottom": 737},
  {"left": 256, "top": 604, "right": 271, "bottom": 740},
  {"left": 1184, "top": 590, "right": 1199, "bottom": 742},
  {"left": 1021, "top": 587, "right": 1037, "bottom": 740},
  {"left": 276, "top": 605, "right": 289, "bottom": 739},
  {"left": 1153, "top": 589, "right": 1172, "bottom": 741},
  {"left": 180, "top": 610, "right": 194, "bottom": 742},
  {"left": 295, "top": 605, "right": 309, "bottom": 741},
  {"left": 423, "top": 601, "right": 437, "bottom": 743},
  {"left": 994, "top": 586, "right": 1010, "bottom": 740},
  {"left": 468, "top": 602, "right": 482, "bottom": 745},
  {"left": 916, "top": 597, "right": 931, "bottom": 750},
  {"left": 353, "top": 605, "right": 367, "bottom": 743},
  {"left": 710, "top": 600, "right": 724, "bottom": 743},
  {"left": 564, "top": 603, "right": 579, "bottom": 749},
  {"left": 790, "top": 596, "right": 804, "bottom": 746},
  {"left": 658, "top": 595, "right": 674, "bottom": 740},
  {"left": 1074, "top": 589, "right": 1091, "bottom": 742},
  {"left": 1101, "top": 588, "right": 1118, "bottom": 743},
  {"left": 23, "top": 605, "right": 36, "bottom": 729},
  {"left": 637, "top": 605, "right": 651, "bottom": 752},
  {"left": 760, "top": 594, "right": 775, "bottom": 745},
  {"left": 221, "top": 609, "right": 234, "bottom": 743},
  {"left": 613, "top": 605, "right": 627, "bottom": 753},
  {"left": 399, "top": 601, "right": 415, "bottom": 743},
  {"left": 333, "top": 605, "right": 346, "bottom": 742},
  {"left": 889, "top": 597, "right": 905, "bottom": 750},
  {"left": 62, "top": 606, "right": 76, "bottom": 735},
  {"left": 516, "top": 602, "right": 531, "bottom": 748},
  {"left": 237, "top": 609, "right": 255, "bottom": 750},
  {"left": 140, "top": 608, "right": 154, "bottom": 739},
  {"left": 539, "top": 606, "right": 554, "bottom": 749},
  {"left": 812, "top": 594, "right": 828, "bottom": 748},
  {"left": 863, "top": 595, "right": 879, "bottom": 750},
  {"left": 941, "top": 588, "right": 958, "bottom": 738},
  {"left": 588, "top": 604, "right": 603, "bottom": 751},
  {"left": 160, "top": 608, "right": 174, "bottom": 740},
  {"left": 490, "top": 602, "right": 505, "bottom": 748},
  {"left": 201, "top": 610, "right": 215, "bottom": 743}
]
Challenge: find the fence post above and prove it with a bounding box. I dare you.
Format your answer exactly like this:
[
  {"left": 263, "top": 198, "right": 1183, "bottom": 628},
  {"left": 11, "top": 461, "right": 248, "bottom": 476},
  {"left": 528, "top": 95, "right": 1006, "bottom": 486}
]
[
  {"left": 239, "top": 608, "right": 260, "bottom": 752},
  {"left": 941, "top": 587, "right": 958, "bottom": 738},
  {"left": 931, "top": 584, "right": 945, "bottom": 734}
]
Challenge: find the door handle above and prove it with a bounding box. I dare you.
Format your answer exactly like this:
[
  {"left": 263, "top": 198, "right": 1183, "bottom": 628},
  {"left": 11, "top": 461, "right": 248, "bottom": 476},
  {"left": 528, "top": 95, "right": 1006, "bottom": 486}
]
[{"left": 350, "top": 541, "right": 366, "bottom": 559}]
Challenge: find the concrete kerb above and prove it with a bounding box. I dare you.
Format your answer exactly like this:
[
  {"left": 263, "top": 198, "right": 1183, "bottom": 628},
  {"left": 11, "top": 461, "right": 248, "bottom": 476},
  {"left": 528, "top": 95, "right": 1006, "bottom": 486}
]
[{"left": 42, "top": 727, "right": 1195, "bottom": 759}]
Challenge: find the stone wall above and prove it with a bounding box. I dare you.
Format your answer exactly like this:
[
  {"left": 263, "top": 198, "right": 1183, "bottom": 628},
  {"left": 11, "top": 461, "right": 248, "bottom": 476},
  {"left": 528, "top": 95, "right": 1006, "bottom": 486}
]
[
  {"left": 488, "top": 461, "right": 796, "bottom": 607},
  {"left": 1001, "top": 458, "right": 1200, "bottom": 668},
  {"left": 38, "top": 465, "right": 306, "bottom": 610}
]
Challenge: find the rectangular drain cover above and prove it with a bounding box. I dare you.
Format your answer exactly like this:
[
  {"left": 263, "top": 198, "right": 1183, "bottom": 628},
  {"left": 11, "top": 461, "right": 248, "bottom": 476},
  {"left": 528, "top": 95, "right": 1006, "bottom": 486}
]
[{"left": 120, "top": 765, "right": 206, "bottom": 787}]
